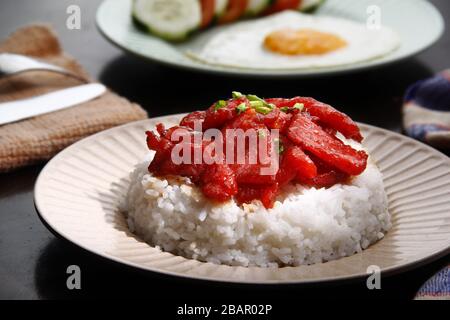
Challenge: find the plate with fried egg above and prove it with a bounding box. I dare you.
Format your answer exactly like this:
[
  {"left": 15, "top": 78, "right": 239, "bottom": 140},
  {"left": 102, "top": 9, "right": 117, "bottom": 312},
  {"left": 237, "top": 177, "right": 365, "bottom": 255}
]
[{"left": 96, "top": 0, "right": 444, "bottom": 76}]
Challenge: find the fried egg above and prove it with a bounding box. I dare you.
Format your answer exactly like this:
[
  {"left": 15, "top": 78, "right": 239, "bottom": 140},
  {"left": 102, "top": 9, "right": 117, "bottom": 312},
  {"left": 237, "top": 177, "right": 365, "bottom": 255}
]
[{"left": 187, "top": 11, "right": 401, "bottom": 70}]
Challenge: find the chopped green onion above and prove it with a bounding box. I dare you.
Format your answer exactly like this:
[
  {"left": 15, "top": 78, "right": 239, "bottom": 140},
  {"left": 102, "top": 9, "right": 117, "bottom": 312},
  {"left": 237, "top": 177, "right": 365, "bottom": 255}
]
[
  {"left": 236, "top": 103, "right": 247, "bottom": 114},
  {"left": 214, "top": 100, "right": 227, "bottom": 111},
  {"left": 280, "top": 103, "right": 303, "bottom": 113},
  {"left": 249, "top": 101, "right": 264, "bottom": 108},
  {"left": 250, "top": 100, "right": 274, "bottom": 114},
  {"left": 228, "top": 93, "right": 275, "bottom": 114},
  {"left": 255, "top": 105, "right": 272, "bottom": 115},
  {"left": 247, "top": 94, "right": 266, "bottom": 103},
  {"left": 247, "top": 94, "right": 274, "bottom": 114},
  {"left": 232, "top": 91, "right": 243, "bottom": 99},
  {"left": 293, "top": 103, "right": 305, "bottom": 111}
]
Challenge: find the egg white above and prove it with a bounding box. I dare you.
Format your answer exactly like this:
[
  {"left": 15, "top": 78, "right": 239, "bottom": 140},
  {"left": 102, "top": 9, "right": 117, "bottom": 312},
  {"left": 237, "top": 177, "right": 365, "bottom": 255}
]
[{"left": 187, "top": 11, "right": 401, "bottom": 70}]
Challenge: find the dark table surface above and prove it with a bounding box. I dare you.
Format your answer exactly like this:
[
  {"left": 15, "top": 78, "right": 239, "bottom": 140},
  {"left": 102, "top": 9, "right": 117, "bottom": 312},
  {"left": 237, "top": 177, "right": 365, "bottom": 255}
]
[{"left": 0, "top": 0, "right": 449, "bottom": 301}]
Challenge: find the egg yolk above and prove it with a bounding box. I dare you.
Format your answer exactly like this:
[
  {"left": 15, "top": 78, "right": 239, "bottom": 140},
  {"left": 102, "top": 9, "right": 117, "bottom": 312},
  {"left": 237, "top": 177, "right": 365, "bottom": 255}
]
[{"left": 264, "top": 28, "right": 348, "bottom": 56}]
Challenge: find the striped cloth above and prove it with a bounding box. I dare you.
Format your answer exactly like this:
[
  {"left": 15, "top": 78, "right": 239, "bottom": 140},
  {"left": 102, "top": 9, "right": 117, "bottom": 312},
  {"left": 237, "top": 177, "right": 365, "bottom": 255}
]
[
  {"left": 403, "top": 70, "right": 450, "bottom": 149},
  {"left": 415, "top": 266, "right": 450, "bottom": 300}
]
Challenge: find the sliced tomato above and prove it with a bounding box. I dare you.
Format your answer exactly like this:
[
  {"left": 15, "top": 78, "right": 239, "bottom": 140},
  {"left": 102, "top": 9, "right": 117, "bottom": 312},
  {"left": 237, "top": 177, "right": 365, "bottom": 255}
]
[
  {"left": 200, "top": 0, "right": 216, "bottom": 28},
  {"left": 264, "top": 0, "right": 301, "bottom": 15},
  {"left": 219, "top": 0, "right": 248, "bottom": 24}
]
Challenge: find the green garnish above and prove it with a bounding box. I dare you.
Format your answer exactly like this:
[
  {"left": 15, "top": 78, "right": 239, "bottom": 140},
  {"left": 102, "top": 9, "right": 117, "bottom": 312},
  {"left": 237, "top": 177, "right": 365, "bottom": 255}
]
[
  {"left": 247, "top": 95, "right": 273, "bottom": 108},
  {"left": 228, "top": 92, "right": 274, "bottom": 114},
  {"left": 247, "top": 94, "right": 264, "bottom": 102},
  {"left": 236, "top": 103, "right": 247, "bottom": 114},
  {"left": 247, "top": 94, "right": 274, "bottom": 114},
  {"left": 232, "top": 91, "right": 243, "bottom": 99},
  {"left": 293, "top": 103, "right": 305, "bottom": 111},
  {"left": 249, "top": 100, "right": 272, "bottom": 114},
  {"left": 214, "top": 100, "right": 227, "bottom": 111},
  {"left": 249, "top": 101, "right": 264, "bottom": 108},
  {"left": 255, "top": 105, "right": 272, "bottom": 115},
  {"left": 280, "top": 103, "right": 304, "bottom": 113}
]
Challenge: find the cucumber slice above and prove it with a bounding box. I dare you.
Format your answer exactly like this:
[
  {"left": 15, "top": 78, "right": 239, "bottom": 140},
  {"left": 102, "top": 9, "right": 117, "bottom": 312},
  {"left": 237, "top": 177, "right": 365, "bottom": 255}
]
[
  {"left": 245, "top": 0, "right": 272, "bottom": 16},
  {"left": 215, "top": 0, "right": 229, "bottom": 18},
  {"left": 132, "top": 0, "right": 202, "bottom": 41},
  {"left": 299, "top": 0, "right": 325, "bottom": 13}
]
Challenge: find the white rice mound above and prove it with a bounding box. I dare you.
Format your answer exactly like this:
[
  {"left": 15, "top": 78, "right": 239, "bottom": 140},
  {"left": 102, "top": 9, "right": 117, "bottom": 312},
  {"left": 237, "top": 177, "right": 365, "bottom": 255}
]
[
  {"left": 125, "top": 161, "right": 391, "bottom": 267},
  {"left": 123, "top": 148, "right": 391, "bottom": 268}
]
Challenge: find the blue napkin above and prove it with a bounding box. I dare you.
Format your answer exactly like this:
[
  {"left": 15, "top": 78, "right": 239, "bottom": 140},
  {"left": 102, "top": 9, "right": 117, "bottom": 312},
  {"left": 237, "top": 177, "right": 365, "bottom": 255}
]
[
  {"left": 403, "top": 70, "right": 450, "bottom": 149},
  {"left": 415, "top": 265, "right": 450, "bottom": 300}
]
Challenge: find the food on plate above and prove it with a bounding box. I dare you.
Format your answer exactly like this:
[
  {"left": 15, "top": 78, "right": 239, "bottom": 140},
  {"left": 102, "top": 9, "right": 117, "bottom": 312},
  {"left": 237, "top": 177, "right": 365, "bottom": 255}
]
[
  {"left": 123, "top": 93, "right": 391, "bottom": 267},
  {"left": 269, "top": 0, "right": 326, "bottom": 14},
  {"left": 132, "top": 0, "right": 326, "bottom": 41},
  {"left": 214, "top": 0, "right": 229, "bottom": 19},
  {"left": 200, "top": 0, "right": 216, "bottom": 28},
  {"left": 188, "top": 11, "right": 400, "bottom": 69},
  {"left": 132, "top": 0, "right": 203, "bottom": 41},
  {"left": 218, "top": 0, "right": 249, "bottom": 24},
  {"left": 300, "top": 0, "right": 325, "bottom": 13},
  {"left": 245, "top": 0, "right": 273, "bottom": 17},
  {"left": 264, "top": 28, "right": 347, "bottom": 55}
]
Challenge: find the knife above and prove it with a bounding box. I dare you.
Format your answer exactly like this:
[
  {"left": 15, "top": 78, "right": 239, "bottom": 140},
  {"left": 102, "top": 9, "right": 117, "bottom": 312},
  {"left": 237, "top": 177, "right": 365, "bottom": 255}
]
[{"left": 0, "top": 83, "right": 106, "bottom": 125}]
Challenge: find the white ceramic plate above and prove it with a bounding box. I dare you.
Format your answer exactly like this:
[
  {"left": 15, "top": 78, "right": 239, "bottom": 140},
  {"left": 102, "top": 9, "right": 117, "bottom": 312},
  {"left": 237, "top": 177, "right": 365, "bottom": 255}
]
[
  {"left": 96, "top": 0, "right": 444, "bottom": 77},
  {"left": 34, "top": 115, "right": 450, "bottom": 284}
]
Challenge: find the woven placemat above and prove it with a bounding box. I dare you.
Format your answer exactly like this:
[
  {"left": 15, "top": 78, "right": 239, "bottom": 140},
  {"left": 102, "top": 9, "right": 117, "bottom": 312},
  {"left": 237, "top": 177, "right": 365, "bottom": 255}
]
[{"left": 0, "top": 25, "right": 148, "bottom": 172}]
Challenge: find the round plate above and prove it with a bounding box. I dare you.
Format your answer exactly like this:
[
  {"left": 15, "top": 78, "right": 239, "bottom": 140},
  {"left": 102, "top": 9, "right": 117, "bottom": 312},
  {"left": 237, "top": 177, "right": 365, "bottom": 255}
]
[
  {"left": 34, "top": 115, "right": 450, "bottom": 284},
  {"left": 96, "top": 0, "right": 444, "bottom": 77}
]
